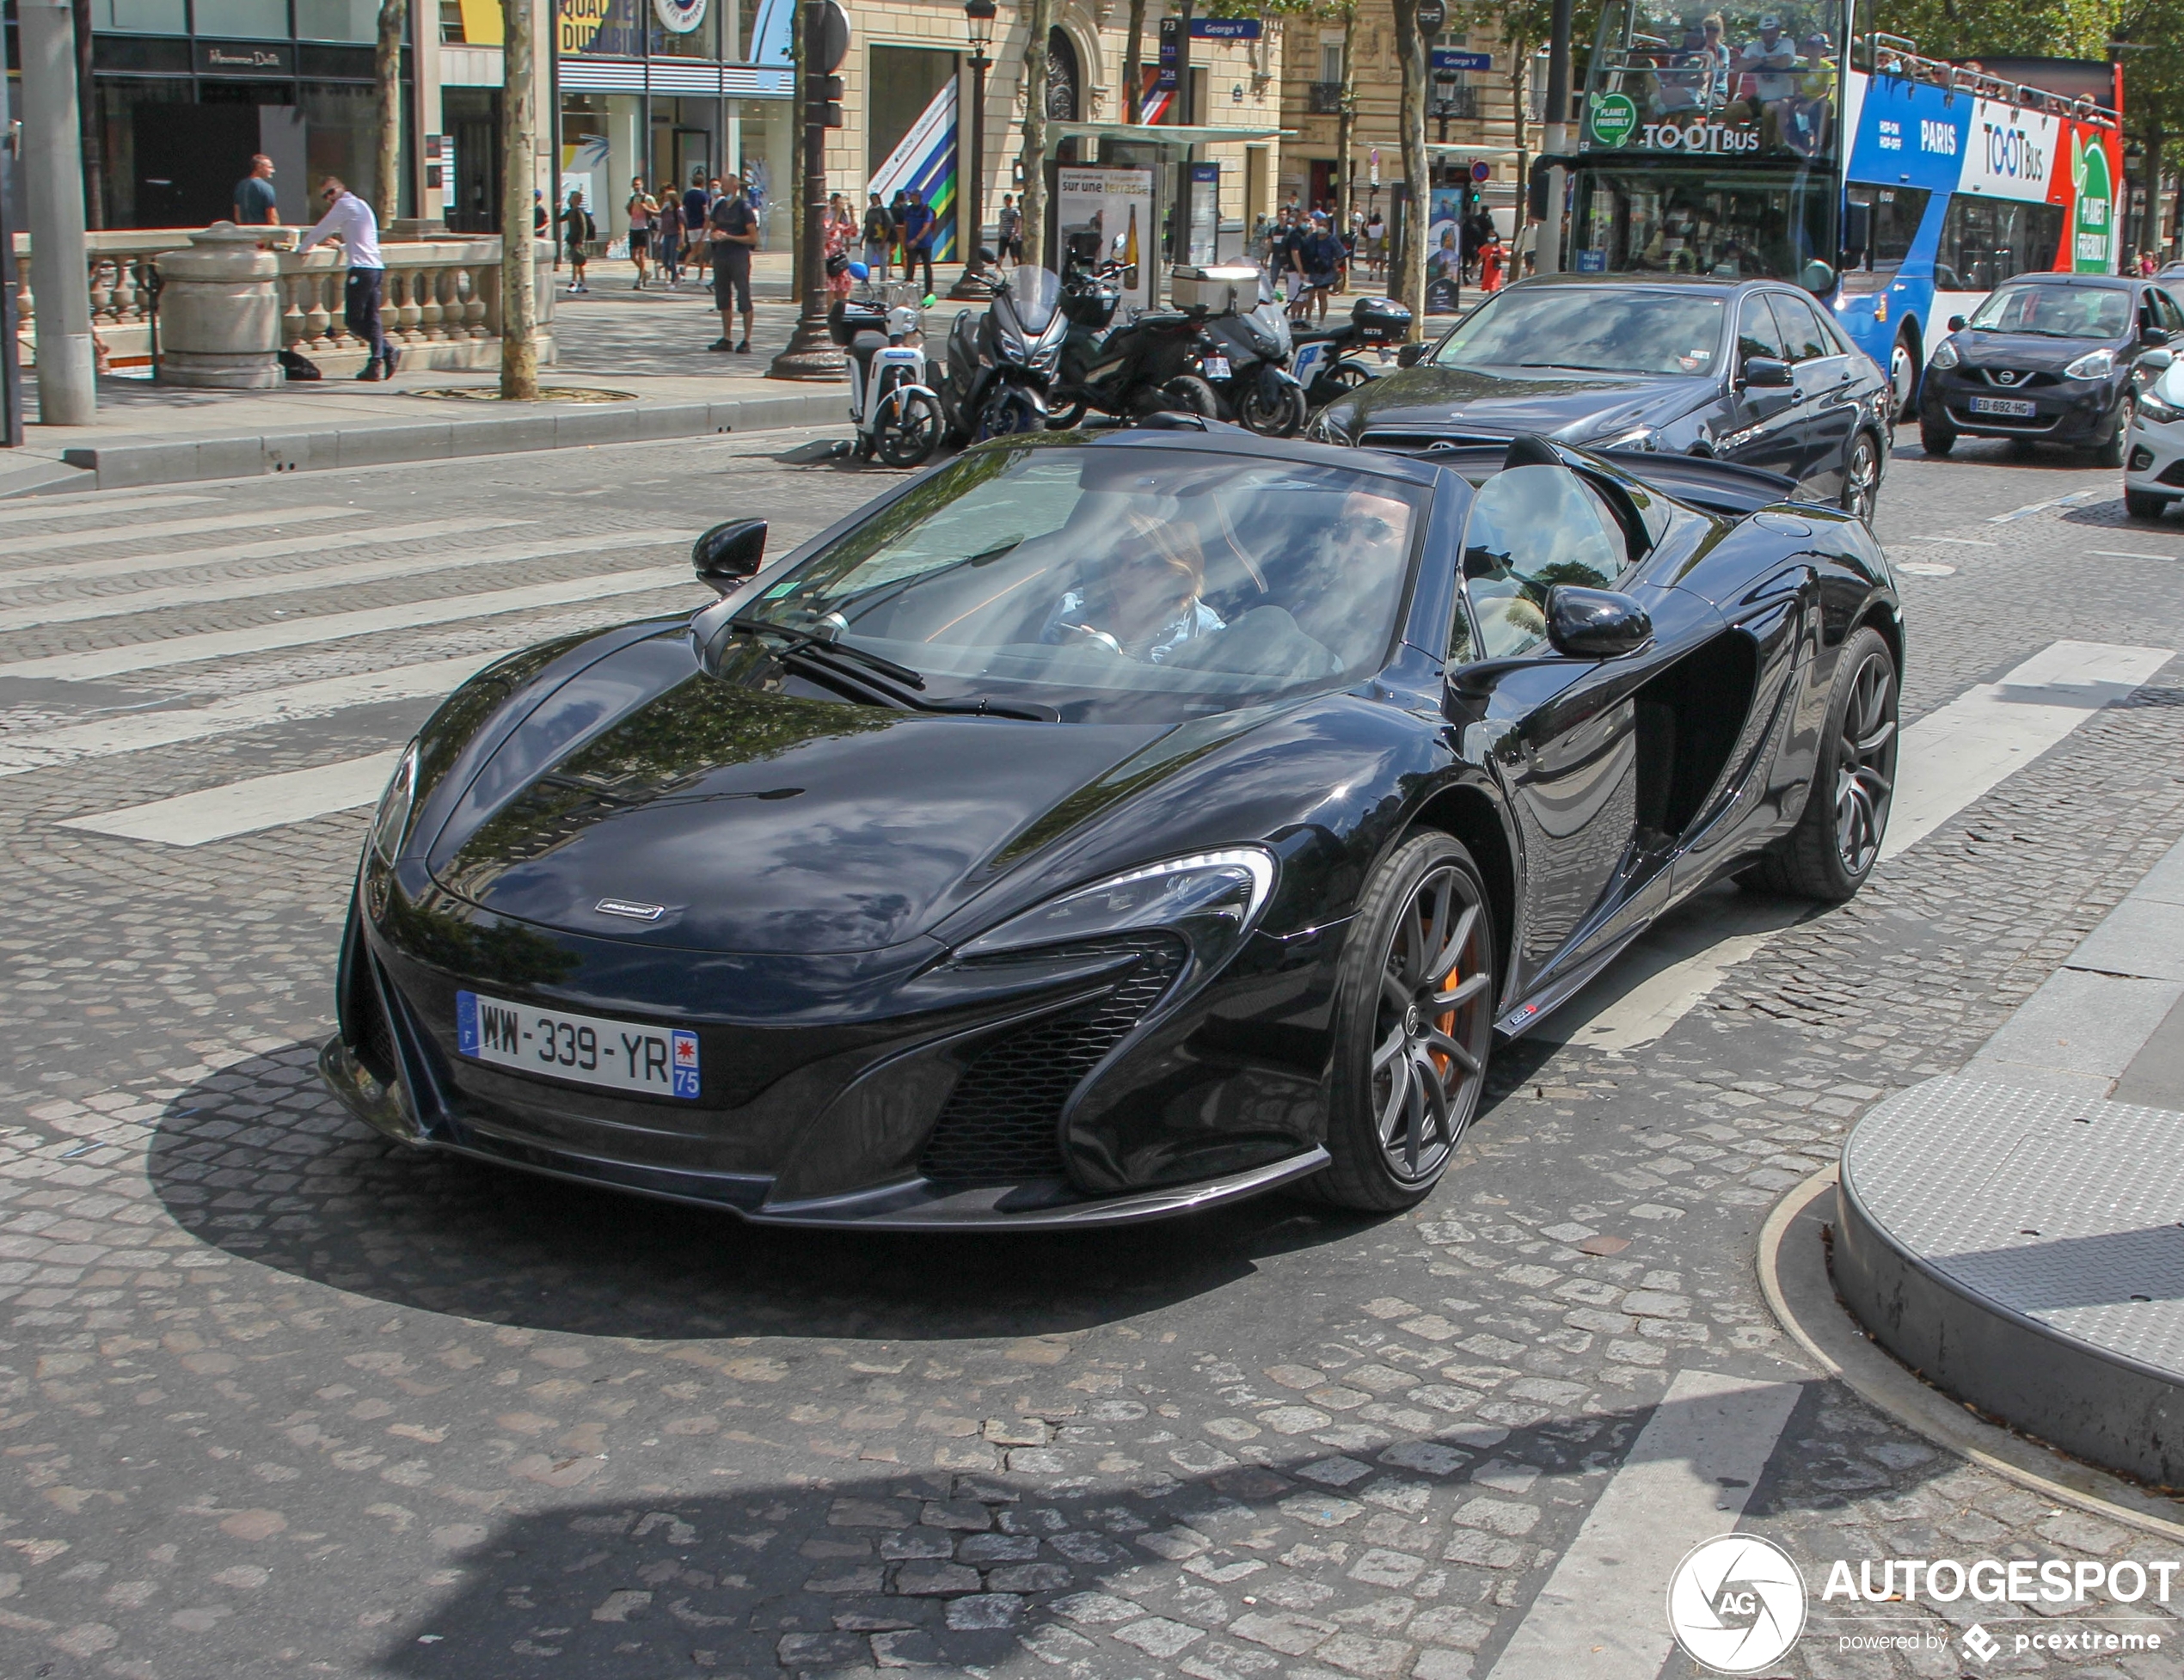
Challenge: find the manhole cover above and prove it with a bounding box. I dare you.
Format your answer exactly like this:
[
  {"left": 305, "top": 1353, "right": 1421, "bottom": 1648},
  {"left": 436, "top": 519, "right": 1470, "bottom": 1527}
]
[{"left": 408, "top": 386, "right": 639, "bottom": 404}]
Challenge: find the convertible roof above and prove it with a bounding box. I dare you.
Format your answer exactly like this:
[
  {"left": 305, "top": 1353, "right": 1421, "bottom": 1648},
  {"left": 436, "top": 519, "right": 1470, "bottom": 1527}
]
[{"left": 1363, "top": 436, "right": 1801, "bottom": 518}]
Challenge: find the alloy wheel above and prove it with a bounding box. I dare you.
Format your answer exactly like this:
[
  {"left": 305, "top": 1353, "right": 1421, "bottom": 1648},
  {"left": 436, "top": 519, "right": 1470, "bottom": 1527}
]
[
  {"left": 1834, "top": 650, "right": 1898, "bottom": 876},
  {"left": 1371, "top": 864, "right": 1493, "bottom": 1183},
  {"left": 1841, "top": 433, "right": 1879, "bottom": 524}
]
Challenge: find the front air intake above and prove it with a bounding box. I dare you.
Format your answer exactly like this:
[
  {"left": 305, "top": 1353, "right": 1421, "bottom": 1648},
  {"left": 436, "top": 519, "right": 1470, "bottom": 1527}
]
[{"left": 917, "top": 941, "right": 1186, "bottom": 1186}]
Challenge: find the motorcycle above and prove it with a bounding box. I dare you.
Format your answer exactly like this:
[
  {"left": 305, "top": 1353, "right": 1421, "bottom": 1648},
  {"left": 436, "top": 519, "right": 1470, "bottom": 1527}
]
[
  {"left": 938, "top": 261, "right": 1067, "bottom": 444},
  {"left": 1292, "top": 294, "right": 1414, "bottom": 411},
  {"left": 827, "top": 267, "right": 942, "bottom": 469},
  {"left": 1193, "top": 267, "right": 1308, "bottom": 437},
  {"left": 1049, "top": 261, "right": 1224, "bottom": 429}
]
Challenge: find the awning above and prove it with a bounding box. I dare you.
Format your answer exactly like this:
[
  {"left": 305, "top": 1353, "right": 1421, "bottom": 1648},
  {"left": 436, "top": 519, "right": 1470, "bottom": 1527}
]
[
  {"left": 1423, "top": 144, "right": 1527, "bottom": 157},
  {"left": 1050, "top": 121, "right": 1293, "bottom": 149}
]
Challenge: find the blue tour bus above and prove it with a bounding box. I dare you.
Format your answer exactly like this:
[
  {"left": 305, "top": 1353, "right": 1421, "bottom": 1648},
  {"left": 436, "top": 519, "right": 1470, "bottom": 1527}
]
[{"left": 1565, "top": 0, "right": 2123, "bottom": 414}]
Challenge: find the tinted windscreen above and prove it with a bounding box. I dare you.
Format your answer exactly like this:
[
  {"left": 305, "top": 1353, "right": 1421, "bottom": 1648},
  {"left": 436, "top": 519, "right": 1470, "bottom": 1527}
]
[
  {"left": 1570, "top": 167, "right": 1837, "bottom": 285},
  {"left": 1966, "top": 284, "right": 2131, "bottom": 338},
  {"left": 736, "top": 444, "right": 1427, "bottom": 725},
  {"left": 1430, "top": 285, "right": 1727, "bottom": 377}
]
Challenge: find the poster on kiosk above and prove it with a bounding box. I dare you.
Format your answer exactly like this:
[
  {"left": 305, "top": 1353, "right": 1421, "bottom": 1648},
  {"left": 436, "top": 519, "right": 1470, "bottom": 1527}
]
[{"left": 1056, "top": 166, "right": 1155, "bottom": 316}]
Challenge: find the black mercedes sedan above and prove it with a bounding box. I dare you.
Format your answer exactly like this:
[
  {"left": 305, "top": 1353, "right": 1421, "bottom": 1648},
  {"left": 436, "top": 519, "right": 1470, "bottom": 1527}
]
[
  {"left": 324, "top": 429, "right": 1902, "bottom": 1231},
  {"left": 1917, "top": 273, "right": 2181, "bottom": 463},
  {"left": 1309, "top": 274, "right": 1894, "bottom": 524}
]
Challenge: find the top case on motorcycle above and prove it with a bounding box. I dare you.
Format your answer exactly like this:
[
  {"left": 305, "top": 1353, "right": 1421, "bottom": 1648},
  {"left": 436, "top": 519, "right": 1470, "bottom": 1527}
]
[{"left": 828, "top": 298, "right": 890, "bottom": 346}]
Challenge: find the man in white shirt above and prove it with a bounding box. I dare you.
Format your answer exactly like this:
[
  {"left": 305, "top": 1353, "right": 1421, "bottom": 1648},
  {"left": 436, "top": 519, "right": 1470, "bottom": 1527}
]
[{"left": 297, "top": 175, "right": 396, "bottom": 380}]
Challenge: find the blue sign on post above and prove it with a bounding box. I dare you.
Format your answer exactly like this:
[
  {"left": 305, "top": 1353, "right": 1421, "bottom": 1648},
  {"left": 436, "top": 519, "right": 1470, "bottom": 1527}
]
[
  {"left": 1157, "top": 16, "right": 1178, "bottom": 90},
  {"left": 1432, "top": 47, "right": 1492, "bottom": 71},
  {"left": 1192, "top": 17, "right": 1261, "bottom": 38}
]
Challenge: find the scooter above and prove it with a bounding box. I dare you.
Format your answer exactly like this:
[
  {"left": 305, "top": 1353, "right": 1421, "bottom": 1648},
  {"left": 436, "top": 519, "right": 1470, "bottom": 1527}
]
[
  {"left": 1194, "top": 267, "right": 1308, "bottom": 437},
  {"left": 1050, "top": 260, "right": 1222, "bottom": 428},
  {"left": 1292, "top": 294, "right": 1414, "bottom": 410},
  {"left": 937, "top": 260, "right": 1067, "bottom": 443},
  {"left": 828, "top": 267, "right": 942, "bottom": 468}
]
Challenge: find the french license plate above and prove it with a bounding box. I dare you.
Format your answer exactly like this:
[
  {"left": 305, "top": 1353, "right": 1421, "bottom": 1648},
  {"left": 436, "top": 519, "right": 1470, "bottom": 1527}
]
[
  {"left": 457, "top": 990, "right": 700, "bottom": 1099},
  {"left": 1969, "top": 395, "right": 2037, "bottom": 418},
  {"left": 1201, "top": 356, "right": 1232, "bottom": 379}
]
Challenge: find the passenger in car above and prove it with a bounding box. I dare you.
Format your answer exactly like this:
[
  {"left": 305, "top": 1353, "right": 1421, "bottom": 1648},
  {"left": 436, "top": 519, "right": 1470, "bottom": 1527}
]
[{"left": 1041, "top": 513, "right": 1226, "bottom": 662}]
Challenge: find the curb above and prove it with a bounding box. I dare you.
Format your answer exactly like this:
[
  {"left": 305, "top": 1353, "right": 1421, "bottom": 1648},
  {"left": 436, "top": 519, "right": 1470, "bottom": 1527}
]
[
  {"left": 40, "top": 388, "right": 847, "bottom": 493},
  {"left": 1757, "top": 1163, "right": 2184, "bottom": 1543}
]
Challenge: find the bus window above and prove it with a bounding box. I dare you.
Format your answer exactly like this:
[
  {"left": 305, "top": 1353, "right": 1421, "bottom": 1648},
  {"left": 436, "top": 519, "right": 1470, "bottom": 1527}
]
[
  {"left": 1841, "top": 185, "right": 1930, "bottom": 292},
  {"left": 1934, "top": 196, "right": 2066, "bottom": 291},
  {"left": 1573, "top": 167, "right": 1837, "bottom": 285}
]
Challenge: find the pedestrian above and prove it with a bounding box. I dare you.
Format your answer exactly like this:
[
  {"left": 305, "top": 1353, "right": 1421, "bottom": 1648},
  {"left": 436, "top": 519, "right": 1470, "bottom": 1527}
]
[
  {"left": 683, "top": 170, "right": 710, "bottom": 287},
  {"left": 862, "top": 192, "right": 893, "bottom": 279},
  {"left": 625, "top": 177, "right": 656, "bottom": 288},
  {"left": 889, "top": 190, "right": 911, "bottom": 274},
  {"left": 707, "top": 169, "right": 758, "bottom": 353},
  {"left": 534, "top": 187, "right": 548, "bottom": 248},
  {"left": 559, "top": 189, "right": 594, "bottom": 292},
  {"left": 997, "top": 193, "right": 1023, "bottom": 267},
  {"left": 232, "top": 152, "right": 279, "bottom": 226},
  {"left": 297, "top": 174, "right": 396, "bottom": 380},
  {"left": 901, "top": 188, "right": 936, "bottom": 294},
  {"left": 654, "top": 187, "right": 683, "bottom": 285},
  {"left": 1365, "top": 206, "right": 1386, "bottom": 284},
  {"left": 1479, "top": 229, "right": 1506, "bottom": 292},
  {"left": 825, "top": 193, "right": 855, "bottom": 300}
]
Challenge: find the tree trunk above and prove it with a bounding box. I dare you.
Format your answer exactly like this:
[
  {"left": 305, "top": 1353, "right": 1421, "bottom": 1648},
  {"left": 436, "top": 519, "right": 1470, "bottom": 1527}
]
[
  {"left": 500, "top": 0, "right": 539, "bottom": 400},
  {"left": 73, "top": 0, "right": 101, "bottom": 230},
  {"left": 1124, "top": 0, "right": 1146, "bottom": 125},
  {"left": 1336, "top": 3, "right": 1357, "bottom": 234},
  {"left": 1019, "top": 0, "right": 1057, "bottom": 269},
  {"left": 376, "top": 0, "right": 405, "bottom": 226},
  {"left": 1390, "top": 0, "right": 1428, "bottom": 332}
]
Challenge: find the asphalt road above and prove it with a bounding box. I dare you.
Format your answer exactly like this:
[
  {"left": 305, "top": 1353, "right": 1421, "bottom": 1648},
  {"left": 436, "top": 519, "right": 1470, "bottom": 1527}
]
[{"left": 0, "top": 426, "right": 2181, "bottom": 1680}]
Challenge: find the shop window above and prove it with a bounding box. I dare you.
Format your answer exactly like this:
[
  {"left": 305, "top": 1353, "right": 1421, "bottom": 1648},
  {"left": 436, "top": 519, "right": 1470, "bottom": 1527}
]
[
  {"left": 193, "top": 0, "right": 287, "bottom": 37},
  {"left": 295, "top": 0, "right": 378, "bottom": 42},
  {"left": 92, "top": 0, "right": 187, "bottom": 33}
]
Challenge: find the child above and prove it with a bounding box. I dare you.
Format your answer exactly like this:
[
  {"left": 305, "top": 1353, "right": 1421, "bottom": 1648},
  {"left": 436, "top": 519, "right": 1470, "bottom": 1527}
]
[{"left": 560, "top": 190, "right": 595, "bottom": 294}]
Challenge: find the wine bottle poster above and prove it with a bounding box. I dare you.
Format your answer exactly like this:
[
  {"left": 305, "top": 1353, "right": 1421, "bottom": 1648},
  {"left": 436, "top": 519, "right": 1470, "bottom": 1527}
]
[{"left": 1056, "top": 166, "right": 1155, "bottom": 316}]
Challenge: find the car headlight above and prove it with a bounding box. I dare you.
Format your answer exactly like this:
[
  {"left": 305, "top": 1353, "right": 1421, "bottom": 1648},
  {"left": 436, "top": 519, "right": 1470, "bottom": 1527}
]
[
  {"left": 2064, "top": 347, "right": 2116, "bottom": 380},
  {"left": 369, "top": 741, "right": 420, "bottom": 865},
  {"left": 1929, "top": 339, "right": 1960, "bottom": 371},
  {"left": 956, "top": 849, "right": 1277, "bottom": 980},
  {"left": 2140, "top": 388, "right": 2183, "bottom": 425},
  {"left": 1594, "top": 423, "right": 1659, "bottom": 451}
]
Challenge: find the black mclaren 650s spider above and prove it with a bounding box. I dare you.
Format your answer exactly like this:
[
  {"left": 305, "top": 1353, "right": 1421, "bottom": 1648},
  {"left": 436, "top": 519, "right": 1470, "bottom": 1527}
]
[{"left": 323, "top": 427, "right": 1902, "bottom": 1229}]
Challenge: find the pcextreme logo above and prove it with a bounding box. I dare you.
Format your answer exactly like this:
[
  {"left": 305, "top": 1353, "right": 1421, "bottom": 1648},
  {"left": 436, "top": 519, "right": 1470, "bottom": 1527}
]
[{"left": 1666, "top": 1534, "right": 1807, "bottom": 1674}]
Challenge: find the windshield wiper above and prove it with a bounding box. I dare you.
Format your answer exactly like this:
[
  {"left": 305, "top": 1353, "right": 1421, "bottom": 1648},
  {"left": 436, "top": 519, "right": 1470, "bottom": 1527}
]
[
  {"left": 730, "top": 615, "right": 926, "bottom": 689},
  {"left": 763, "top": 635, "right": 1058, "bottom": 723},
  {"left": 1516, "top": 361, "right": 1641, "bottom": 373}
]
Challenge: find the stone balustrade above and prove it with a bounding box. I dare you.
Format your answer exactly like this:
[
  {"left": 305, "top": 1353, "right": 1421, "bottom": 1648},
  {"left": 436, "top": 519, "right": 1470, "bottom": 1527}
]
[{"left": 11, "top": 230, "right": 555, "bottom": 375}]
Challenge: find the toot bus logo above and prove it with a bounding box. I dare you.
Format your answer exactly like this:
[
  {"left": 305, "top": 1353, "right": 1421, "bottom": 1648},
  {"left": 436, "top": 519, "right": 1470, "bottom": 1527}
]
[{"left": 1983, "top": 121, "right": 2048, "bottom": 184}]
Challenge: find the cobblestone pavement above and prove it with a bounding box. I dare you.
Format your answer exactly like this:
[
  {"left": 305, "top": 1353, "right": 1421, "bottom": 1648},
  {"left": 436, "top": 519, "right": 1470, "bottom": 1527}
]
[{"left": 0, "top": 430, "right": 2181, "bottom": 1679}]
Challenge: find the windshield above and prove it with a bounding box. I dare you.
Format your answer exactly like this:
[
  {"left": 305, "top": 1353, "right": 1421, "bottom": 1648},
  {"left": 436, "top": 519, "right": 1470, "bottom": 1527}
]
[
  {"left": 1431, "top": 285, "right": 1727, "bottom": 377},
  {"left": 734, "top": 443, "right": 1427, "bottom": 725},
  {"left": 1967, "top": 285, "right": 2132, "bottom": 339},
  {"left": 1003, "top": 267, "right": 1064, "bottom": 334},
  {"left": 1570, "top": 168, "right": 1837, "bottom": 285}
]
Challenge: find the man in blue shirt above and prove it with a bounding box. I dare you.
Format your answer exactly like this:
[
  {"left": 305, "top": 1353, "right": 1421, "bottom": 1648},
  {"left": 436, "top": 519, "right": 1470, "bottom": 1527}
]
[
  {"left": 901, "top": 189, "right": 936, "bottom": 295},
  {"left": 232, "top": 154, "right": 279, "bottom": 225}
]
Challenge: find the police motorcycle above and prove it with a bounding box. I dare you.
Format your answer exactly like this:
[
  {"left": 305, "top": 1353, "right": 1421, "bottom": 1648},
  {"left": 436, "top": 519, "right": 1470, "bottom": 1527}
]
[
  {"left": 1189, "top": 265, "right": 1309, "bottom": 437},
  {"left": 1291, "top": 293, "right": 1413, "bottom": 410},
  {"left": 937, "top": 259, "right": 1067, "bottom": 443},
  {"left": 826, "top": 266, "right": 943, "bottom": 468}
]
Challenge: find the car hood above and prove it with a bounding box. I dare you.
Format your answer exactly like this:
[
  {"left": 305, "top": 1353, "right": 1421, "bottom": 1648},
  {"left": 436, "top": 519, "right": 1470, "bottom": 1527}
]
[
  {"left": 1952, "top": 330, "right": 2114, "bottom": 371},
  {"left": 427, "top": 667, "right": 1173, "bottom": 955},
  {"left": 1340, "top": 363, "right": 1712, "bottom": 440}
]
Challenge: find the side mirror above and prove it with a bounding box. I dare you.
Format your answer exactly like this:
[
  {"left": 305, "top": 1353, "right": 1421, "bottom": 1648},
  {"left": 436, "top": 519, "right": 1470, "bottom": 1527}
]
[
  {"left": 1396, "top": 342, "right": 1429, "bottom": 368},
  {"left": 2138, "top": 347, "right": 2174, "bottom": 376},
  {"left": 1547, "top": 586, "right": 1654, "bottom": 659},
  {"left": 692, "top": 519, "right": 767, "bottom": 594},
  {"left": 2144, "top": 324, "right": 2172, "bottom": 346},
  {"left": 1739, "top": 355, "right": 1794, "bottom": 389},
  {"left": 1948, "top": 314, "right": 1967, "bottom": 332},
  {"left": 1800, "top": 258, "right": 1837, "bottom": 296}
]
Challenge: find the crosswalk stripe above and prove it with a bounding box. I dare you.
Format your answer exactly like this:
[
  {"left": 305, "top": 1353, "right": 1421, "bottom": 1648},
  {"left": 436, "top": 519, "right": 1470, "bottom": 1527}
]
[
  {"left": 0, "top": 651, "right": 518, "bottom": 777},
  {"left": 59, "top": 751, "right": 402, "bottom": 845},
  {"left": 0, "top": 517, "right": 526, "bottom": 589},
  {"left": 0, "top": 528, "right": 694, "bottom": 635},
  {"left": 0, "top": 493, "right": 219, "bottom": 530},
  {"left": 0, "top": 504, "right": 356, "bottom": 561},
  {"left": 0, "top": 567, "right": 698, "bottom": 681}
]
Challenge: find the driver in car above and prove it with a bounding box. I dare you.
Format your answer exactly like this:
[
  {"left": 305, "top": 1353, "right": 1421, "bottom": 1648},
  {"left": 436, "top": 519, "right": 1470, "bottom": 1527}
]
[{"left": 1042, "top": 512, "right": 1225, "bottom": 662}]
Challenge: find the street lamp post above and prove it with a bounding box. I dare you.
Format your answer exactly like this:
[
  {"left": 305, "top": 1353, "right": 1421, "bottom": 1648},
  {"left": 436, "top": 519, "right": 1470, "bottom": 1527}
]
[
  {"left": 949, "top": 0, "right": 996, "bottom": 300},
  {"left": 768, "top": 0, "right": 850, "bottom": 381}
]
